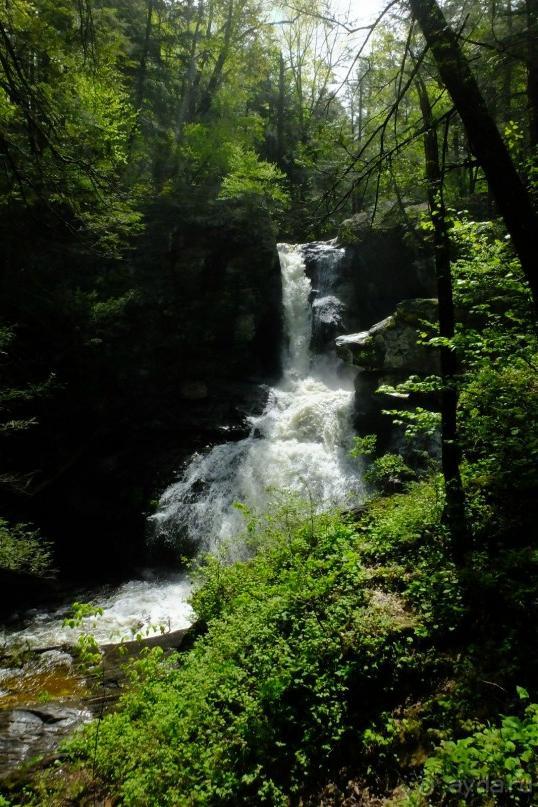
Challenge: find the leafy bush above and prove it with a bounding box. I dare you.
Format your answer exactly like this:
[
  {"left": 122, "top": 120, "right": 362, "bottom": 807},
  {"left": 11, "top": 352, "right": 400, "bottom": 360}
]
[
  {"left": 413, "top": 699, "right": 538, "bottom": 805},
  {"left": 459, "top": 361, "right": 538, "bottom": 493},
  {"left": 0, "top": 518, "right": 54, "bottom": 577},
  {"left": 350, "top": 434, "right": 377, "bottom": 458},
  {"left": 365, "top": 453, "right": 416, "bottom": 493},
  {"left": 351, "top": 434, "right": 416, "bottom": 493}
]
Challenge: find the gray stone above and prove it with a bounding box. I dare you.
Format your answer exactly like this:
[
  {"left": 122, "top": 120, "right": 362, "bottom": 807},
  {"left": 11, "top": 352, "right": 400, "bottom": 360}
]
[
  {"left": 336, "top": 299, "right": 439, "bottom": 375},
  {"left": 312, "top": 295, "right": 345, "bottom": 325},
  {"left": 34, "top": 650, "right": 74, "bottom": 672},
  {"left": 0, "top": 705, "right": 92, "bottom": 775}
]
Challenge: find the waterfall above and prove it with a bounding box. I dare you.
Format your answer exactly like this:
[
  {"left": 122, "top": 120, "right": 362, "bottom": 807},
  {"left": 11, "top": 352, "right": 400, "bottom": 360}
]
[
  {"left": 151, "top": 243, "right": 363, "bottom": 554},
  {"left": 0, "top": 243, "right": 364, "bottom": 648}
]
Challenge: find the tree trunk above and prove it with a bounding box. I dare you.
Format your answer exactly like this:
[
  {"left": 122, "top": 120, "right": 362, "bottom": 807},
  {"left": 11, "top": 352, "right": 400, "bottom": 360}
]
[
  {"left": 409, "top": 0, "right": 538, "bottom": 314},
  {"left": 197, "top": 0, "right": 234, "bottom": 117},
  {"left": 501, "top": 0, "right": 513, "bottom": 125},
  {"left": 416, "top": 74, "right": 467, "bottom": 562},
  {"left": 135, "top": 0, "right": 155, "bottom": 111},
  {"left": 176, "top": 0, "right": 204, "bottom": 138}
]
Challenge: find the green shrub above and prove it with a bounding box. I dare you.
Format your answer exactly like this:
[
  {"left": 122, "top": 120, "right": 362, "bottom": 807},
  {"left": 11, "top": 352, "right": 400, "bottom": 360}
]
[
  {"left": 350, "top": 434, "right": 377, "bottom": 458},
  {"left": 0, "top": 518, "right": 54, "bottom": 576},
  {"left": 365, "top": 453, "right": 416, "bottom": 493},
  {"left": 459, "top": 360, "right": 538, "bottom": 493},
  {"left": 65, "top": 484, "right": 457, "bottom": 806},
  {"left": 413, "top": 699, "right": 538, "bottom": 805}
]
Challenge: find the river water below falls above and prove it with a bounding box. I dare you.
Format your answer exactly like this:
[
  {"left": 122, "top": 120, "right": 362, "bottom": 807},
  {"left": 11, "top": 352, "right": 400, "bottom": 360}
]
[
  {"left": 0, "top": 575, "right": 193, "bottom": 649},
  {"left": 1, "top": 243, "right": 363, "bottom": 653}
]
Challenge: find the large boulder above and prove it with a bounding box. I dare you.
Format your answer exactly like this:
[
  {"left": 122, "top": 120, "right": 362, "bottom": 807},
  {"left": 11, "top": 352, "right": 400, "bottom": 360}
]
[
  {"left": 335, "top": 299, "right": 440, "bottom": 375},
  {"left": 336, "top": 299, "right": 440, "bottom": 453},
  {"left": 0, "top": 705, "right": 92, "bottom": 775}
]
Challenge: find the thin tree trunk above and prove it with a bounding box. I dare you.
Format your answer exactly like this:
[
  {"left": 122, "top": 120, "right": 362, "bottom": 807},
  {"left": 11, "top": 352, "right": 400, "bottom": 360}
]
[
  {"left": 416, "top": 74, "right": 467, "bottom": 562},
  {"left": 176, "top": 0, "right": 204, "bottom": 138},
  {"left": 526, "top": 0, "right": 538, "bottom": 148},
  {"left": 277, "top": 51, "right": 286, "bottom": 165},
  {"left": 409, "top": 0, "right": 538, "bottom": 314},
  {"left": 135, "top": 0, "right": 155, "bottom": 111},
  {"left": 502, "top": 0, "right": 513, "bottom": 125},
  {"left": 197, "top": 0, "right": 234, "bottom": 117}
]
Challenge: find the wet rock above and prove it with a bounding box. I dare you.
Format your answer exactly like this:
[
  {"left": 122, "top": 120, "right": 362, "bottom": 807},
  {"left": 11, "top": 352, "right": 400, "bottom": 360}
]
[
  {"left": 0, "top": 626, "right": 192, "bottom": 776},
  {"left": 302, "top": 242, "right": 354, "bottom": 352},
  {"left": 0, "top": 704, "right": 91, "bottom": 775},
  {"left": 34, "top": 650, "right": 74, "bottom": 671},
  {"left": 311, "top": 295, "right": 346, "bottom": 352}
]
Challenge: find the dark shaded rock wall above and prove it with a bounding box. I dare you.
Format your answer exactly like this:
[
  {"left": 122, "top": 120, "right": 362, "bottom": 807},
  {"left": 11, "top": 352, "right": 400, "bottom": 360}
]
[
  {"left": 0, "top": 199, "right": 282, "bottom": 577},
  {"left": 300, "top": 219, "right": 437, "bottom": 454}
]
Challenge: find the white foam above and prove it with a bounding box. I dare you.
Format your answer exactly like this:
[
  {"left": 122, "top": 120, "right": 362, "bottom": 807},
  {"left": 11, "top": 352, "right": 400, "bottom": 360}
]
[{"left": 0, "top": 576, "right": 193, "bottom": 648}]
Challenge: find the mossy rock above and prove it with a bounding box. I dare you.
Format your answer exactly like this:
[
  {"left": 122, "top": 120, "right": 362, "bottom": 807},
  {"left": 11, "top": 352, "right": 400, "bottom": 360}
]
[{"left": 337, "top": 213, "right": 370, "bottom": 246}]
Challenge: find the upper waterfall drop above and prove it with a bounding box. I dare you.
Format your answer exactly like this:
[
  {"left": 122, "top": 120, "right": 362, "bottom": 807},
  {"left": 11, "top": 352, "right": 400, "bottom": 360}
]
[
  {"left": 278, "top": 243, "right": 313, "bottom": 377},
  {"left": 151, "top": 242, "right": 364, "bottom": 553}
]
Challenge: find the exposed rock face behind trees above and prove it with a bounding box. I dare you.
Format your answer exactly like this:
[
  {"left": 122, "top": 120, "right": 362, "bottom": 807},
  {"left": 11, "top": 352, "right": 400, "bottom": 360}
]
[
  {"left": 1, "top": 200, "right": 438, "bottom": 580},
  {"left": 303, "top": 214, "right": 435, "bottom": 348},
  {"left": 335, "top": 298, "right": 440, "bottom": 375}
]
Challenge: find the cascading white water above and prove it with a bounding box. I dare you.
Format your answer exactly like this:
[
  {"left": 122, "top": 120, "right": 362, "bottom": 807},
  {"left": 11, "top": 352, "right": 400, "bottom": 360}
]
[
  {"left": 151, "top": 243, "right": 363, "bottom": 554},
  {"left": 1, "top": 243, "right": 363, "bottom": 649},
  {"left": 0, "top": 576, "right": 194, "bottom": 648}
]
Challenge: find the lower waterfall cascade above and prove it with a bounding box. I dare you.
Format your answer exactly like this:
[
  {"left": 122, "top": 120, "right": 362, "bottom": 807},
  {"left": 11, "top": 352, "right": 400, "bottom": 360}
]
[{"left": 0, "top": 242, "right": 364, "bottom": 647}]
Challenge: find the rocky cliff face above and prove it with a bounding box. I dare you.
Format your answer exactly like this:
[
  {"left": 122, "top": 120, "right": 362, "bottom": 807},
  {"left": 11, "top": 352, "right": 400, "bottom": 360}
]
[
  {"left": 295, "top": 214, "right": 438, "bottom": 454},
  {"left": 303, "top": 214, "right": 436, "bottom": 359},
  {"left": 335, "top": 212, "right": 436, "bottom": 331},
  {"left": 335, "top": 299, "right": 440, "bottom": 375},
  {"left": 159, "top": 200, "right": 282, "bottom": 426},
  {"left": 3, "top": 204, "right": 435, "bottom": 577}
]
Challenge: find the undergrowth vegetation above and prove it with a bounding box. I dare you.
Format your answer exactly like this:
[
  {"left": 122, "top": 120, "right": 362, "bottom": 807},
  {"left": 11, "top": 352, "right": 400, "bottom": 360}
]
[{"left": 19, "top": 481, "right": 454, "bottom": 806}]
